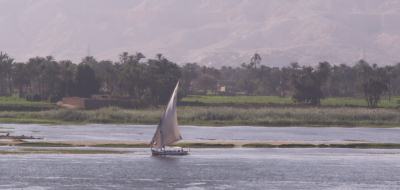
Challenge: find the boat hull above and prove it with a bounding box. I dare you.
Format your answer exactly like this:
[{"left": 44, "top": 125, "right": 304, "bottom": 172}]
[{"left": 151, "top": 149, "right": 189, "bottom": 156}]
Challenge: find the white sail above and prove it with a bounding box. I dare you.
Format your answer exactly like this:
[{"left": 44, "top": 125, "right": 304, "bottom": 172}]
[{"left": 150, "top": 82, "right": 182, "bottom": 148}]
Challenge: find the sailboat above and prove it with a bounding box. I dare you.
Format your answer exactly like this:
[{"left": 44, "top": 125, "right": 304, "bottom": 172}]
[{"left": 150, "top": 81, "right": 189, "bottom": 156}]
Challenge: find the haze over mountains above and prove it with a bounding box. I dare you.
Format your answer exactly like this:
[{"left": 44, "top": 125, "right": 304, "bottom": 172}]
[{"left": 1, "top": 0, "right": 400, "bottom": 66}]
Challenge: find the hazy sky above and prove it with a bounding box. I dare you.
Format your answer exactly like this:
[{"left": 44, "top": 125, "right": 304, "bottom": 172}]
[{"left": 1, "top": 0, "right": 400, "bottom": 66}]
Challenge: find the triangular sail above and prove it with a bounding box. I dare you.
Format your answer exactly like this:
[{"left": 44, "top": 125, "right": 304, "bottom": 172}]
[
  {"left": 150, "top": 82, "right": 182, "bottom": 148},
  {"left": 150, "top": 125, "right": 162, "bottom": 148}
]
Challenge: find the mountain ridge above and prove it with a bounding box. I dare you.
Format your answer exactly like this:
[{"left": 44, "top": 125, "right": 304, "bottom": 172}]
[{"left": 0, "top": 0, "right": 399, "bottom": 66}]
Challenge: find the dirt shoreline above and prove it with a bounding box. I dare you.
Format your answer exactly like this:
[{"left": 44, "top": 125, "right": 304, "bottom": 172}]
[{"left": 1, "top": 140, "right": 400, "bottom": 149}]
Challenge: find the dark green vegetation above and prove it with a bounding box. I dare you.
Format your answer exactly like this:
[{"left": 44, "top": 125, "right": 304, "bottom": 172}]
[
  {"left": 0, "top": 52, "right": 180, "bottom": 106},
  {"left": 74, "top": 64, "right": 100, "bottom": 98},
  {"left": 0, "top": 51, "right": 399, "bottom": 108}
]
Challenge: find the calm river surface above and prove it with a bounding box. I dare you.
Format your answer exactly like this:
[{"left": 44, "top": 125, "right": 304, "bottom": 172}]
[
  {"left": 1, "top": 124, "right": 400, "bottom": 189},
  {"left": 1, "top": 124, "right": 400, "bottom": 143},
  {"left": 1, "top": 148, "right": 400, "bottom": 190}
]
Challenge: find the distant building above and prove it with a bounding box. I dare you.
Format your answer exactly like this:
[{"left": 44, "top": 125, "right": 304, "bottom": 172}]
[{"left": 218, "top": 85, "right": 226, "bottom": 93}]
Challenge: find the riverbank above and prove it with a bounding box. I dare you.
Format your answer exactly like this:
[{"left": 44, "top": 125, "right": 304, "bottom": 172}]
[
  {"left": 1, "top": 124, "right": 400, "bottom": 154},
  {"left": 1, "top": 140, "right": 400, "bottom": 155},
  {"left": 0, "top": 106, "right": 399, "bottom": 127}
]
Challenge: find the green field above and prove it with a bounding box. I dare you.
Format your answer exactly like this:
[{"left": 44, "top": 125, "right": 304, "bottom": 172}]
[
  {"left": 0, "top": 95, "right": 398, "bottom": 127},
  {"left": 0, "top": 96, "right": 55, "bottom": 111},
  {"left": 182, "top": 95, "right": 400, "bottom": 108}
]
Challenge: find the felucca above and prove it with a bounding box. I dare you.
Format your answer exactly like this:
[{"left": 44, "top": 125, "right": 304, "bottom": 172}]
[{"left": 150, "top": 81, "right": 189, "bottom": 156}]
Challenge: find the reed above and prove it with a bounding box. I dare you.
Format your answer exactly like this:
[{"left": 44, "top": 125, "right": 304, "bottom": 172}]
[
  {"left": 0, "top": 106, "right": 399, "bottom": 127},
  {"left": 178, "top": 106, "right": 400, "bottom": 127}
]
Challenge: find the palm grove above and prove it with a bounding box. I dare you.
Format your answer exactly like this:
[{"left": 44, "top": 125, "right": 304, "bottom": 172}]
[{"left": 0, "top": 52, "right": 398, "bottom": 108}]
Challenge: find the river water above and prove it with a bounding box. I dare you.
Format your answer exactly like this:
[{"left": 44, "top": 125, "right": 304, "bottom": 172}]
[
  {"left": 1, "top": 124, "right": 400, "bottom": 143},
  {"left": 1, "top": 124, "right": 400, "bottom": 189},
  {"left": 0, "top": 148, "right": 400, "bottom": 190}
]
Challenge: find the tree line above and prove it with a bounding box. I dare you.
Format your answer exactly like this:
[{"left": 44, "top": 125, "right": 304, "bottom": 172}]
[
  {"left": 0, "top": 52, "right": 180, "bottom": 105},
  {"left": 182, "top": 53, "right": 399, "bottom": 107},
  {"left": 0, "top": 52, "right": 398, "bottom": 107}
]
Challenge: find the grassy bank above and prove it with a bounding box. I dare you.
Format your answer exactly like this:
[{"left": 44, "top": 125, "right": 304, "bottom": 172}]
[
  {"left": 0, "top": 95, "right": 398, "bottom": 127},
  {"left": 242, "top": 143, "right": 400, "bottom": 149},
  {"left": 0, "top": 95, "right": 397, "bottom": 111},
  {"left": 0, "top": 106, "right": 399, "bottom": 127},
  {"left": 182, "top": 95, "right": 400, "bottom": 108}
]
